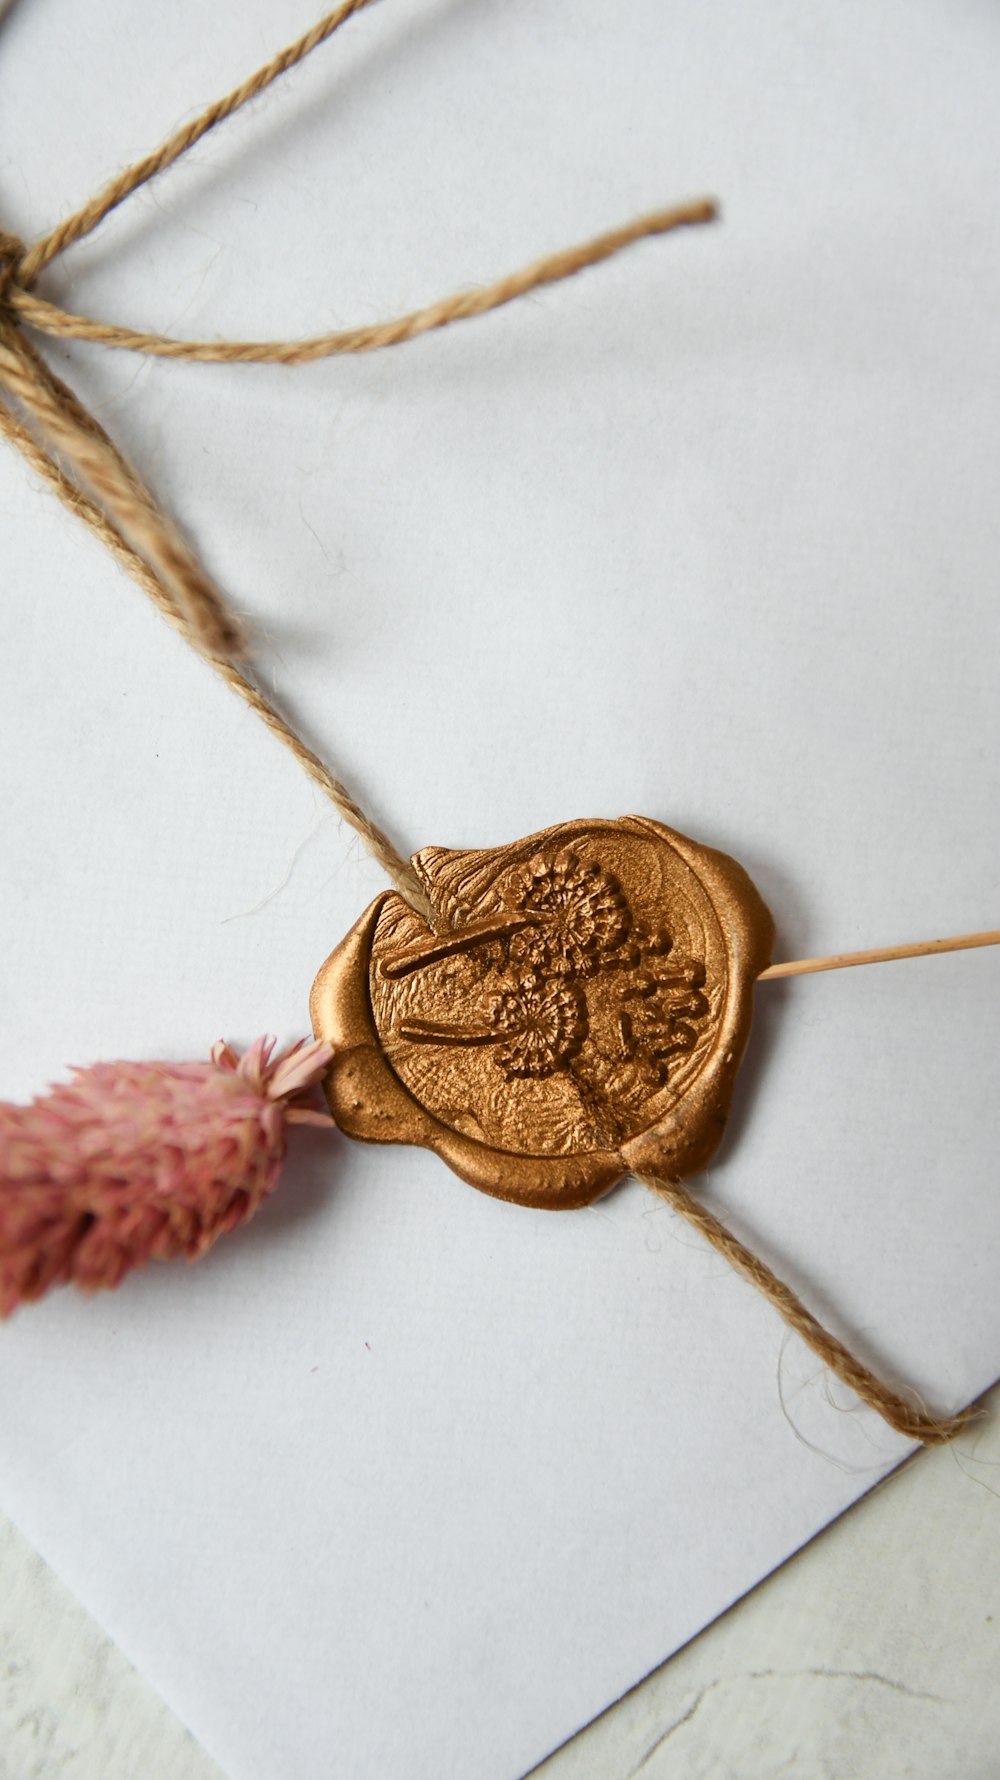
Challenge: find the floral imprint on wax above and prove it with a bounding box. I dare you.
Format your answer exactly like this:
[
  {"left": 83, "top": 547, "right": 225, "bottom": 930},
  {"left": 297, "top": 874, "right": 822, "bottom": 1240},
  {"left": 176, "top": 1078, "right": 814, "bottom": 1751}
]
[{"left": 310, "top": 817, "right": 774, "bottom": 1206}]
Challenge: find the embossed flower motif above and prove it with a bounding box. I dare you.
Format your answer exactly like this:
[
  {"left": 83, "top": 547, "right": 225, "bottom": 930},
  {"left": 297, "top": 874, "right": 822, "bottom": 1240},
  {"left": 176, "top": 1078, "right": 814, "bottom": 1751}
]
[
  {"left": 505, "top": 850, "right": 630, "bottom": 977},
  {"left": 321, "top": 817, "right": 775, "bottom": 1207},
  {"left": 490, "top": 979, "right": 587, "bottom": 1080},
  {"left": 620, "top": 929, "right": 709, "bottom": 1080}
]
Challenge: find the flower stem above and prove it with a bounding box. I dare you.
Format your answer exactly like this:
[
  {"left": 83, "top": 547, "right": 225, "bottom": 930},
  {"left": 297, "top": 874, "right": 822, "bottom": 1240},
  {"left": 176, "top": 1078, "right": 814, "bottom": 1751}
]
[
  {"left": 397, "top": 1018, "right": 504, "bottom": 1046},
  {"left": 379, "top": 913, "right": 532, "bottom": 979}
]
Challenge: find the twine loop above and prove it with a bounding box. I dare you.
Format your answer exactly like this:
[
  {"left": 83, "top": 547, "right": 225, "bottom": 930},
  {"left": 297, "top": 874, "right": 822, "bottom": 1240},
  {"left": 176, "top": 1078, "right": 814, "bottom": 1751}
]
[{"left": 0, "top": 0, "right": 714, "bottom": 911}]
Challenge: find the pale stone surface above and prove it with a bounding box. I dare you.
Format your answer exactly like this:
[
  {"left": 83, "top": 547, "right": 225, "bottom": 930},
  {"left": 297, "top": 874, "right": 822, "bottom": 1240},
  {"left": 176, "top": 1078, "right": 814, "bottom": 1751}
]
[
  {"left": 0, "top": 1517, "right": 224, "bottom": 1780},
  {"left": 2, "top": 1384, "right": 998, "bottom": 1780},
  {"left": 533, "top": 1383, "right": 1000, "bottom": 1780}
]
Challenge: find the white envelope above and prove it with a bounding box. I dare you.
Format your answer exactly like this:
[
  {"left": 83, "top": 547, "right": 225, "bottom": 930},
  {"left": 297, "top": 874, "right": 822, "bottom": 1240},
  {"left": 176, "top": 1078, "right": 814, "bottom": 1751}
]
[{"left": 1, "top": 2, "right": 998, "bottom": 1776}]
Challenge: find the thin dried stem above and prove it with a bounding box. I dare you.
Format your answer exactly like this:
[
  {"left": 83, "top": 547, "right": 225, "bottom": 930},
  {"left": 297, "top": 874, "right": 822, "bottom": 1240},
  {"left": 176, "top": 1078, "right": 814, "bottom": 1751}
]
[{"left": 760, "top": 928, "right": 1000, "bottom": 981}]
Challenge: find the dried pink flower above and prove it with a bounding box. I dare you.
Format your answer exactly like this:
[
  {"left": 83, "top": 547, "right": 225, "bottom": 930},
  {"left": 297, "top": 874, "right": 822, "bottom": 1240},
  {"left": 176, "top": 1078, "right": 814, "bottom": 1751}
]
[{"left": 0, "top": 1036, "right": 333, "bottom": 1316}]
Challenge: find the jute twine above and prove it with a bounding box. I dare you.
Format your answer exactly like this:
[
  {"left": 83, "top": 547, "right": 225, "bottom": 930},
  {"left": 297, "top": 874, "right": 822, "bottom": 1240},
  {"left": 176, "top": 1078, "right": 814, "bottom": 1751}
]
[{"left": 1, "top": 0, "right": 993, "bottom": 1443}]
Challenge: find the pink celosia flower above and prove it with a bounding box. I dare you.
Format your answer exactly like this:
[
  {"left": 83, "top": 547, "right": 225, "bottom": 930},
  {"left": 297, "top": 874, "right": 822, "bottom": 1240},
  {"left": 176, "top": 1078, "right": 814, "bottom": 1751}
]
[{"left": 0, "top": 1036, "right": 333, "bottom": 1316}]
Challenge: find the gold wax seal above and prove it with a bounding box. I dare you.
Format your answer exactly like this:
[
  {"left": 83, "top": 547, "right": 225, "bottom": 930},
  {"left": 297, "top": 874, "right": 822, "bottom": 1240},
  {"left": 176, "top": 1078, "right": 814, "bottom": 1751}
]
[{"left": 310, "top": 818, "right": 773, "bottom": 1207}]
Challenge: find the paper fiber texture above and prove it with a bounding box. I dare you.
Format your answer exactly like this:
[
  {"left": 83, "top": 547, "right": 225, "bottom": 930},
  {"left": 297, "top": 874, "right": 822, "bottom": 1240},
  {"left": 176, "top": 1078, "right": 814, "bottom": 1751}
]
[{"left": 1, "top": 2, "right": 999, "bottom": 1776}]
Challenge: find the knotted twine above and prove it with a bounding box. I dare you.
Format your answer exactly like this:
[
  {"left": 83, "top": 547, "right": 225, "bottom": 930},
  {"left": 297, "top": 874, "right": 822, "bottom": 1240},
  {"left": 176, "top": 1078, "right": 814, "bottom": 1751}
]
[{"left": 0, "top": 0, "right": 994, "bottom": 1444}]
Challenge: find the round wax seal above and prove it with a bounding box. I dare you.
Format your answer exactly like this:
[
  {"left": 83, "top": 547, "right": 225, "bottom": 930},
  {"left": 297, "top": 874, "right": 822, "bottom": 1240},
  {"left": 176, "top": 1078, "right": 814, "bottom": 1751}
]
[{"left": 310, "top": 817, "right": 773, "bottom": 1207}]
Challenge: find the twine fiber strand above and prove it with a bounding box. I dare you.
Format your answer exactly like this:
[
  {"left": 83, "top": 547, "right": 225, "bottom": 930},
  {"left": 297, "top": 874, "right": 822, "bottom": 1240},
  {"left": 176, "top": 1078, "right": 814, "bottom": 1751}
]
[
  {"left": 0, "top": 370, "right": 428, "bottom": 910},
  {"left": 0, "top": 323, "right": 242, "bottom": 656},
  {"left": 17, "top": 0, "right": 381, "bottom": 287},
  {"left": 10, "top": 202, "right": 719, "bottom": 362},
  {"left": 641, "top": 1176, "right": 972, "bottom": 1445},
  {"left": 0, "top": 2, "right": 717, "bottom": 897}
]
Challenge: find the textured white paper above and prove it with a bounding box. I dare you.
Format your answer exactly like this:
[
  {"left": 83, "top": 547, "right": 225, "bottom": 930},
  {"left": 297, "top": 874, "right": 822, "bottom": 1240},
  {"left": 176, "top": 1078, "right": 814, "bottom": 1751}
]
[{"left": 1, "top": 3, "right": 999, "bottom": 1777}]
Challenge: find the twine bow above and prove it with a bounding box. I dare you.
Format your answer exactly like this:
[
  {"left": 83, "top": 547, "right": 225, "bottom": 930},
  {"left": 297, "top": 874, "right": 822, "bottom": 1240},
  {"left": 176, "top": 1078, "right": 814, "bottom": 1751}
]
[{"left": 0, "top": 0, "right": 715, "bottom": 909}]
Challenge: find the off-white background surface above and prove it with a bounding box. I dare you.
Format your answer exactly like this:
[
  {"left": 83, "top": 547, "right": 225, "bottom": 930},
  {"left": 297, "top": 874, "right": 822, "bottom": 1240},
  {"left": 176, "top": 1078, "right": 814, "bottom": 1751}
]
[
  {"left": 3, "top": 1389, "right": 999, "bottom": 1778},
  {"left": 1, "top": 1, "right": 999, "bottom": 1776}
]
